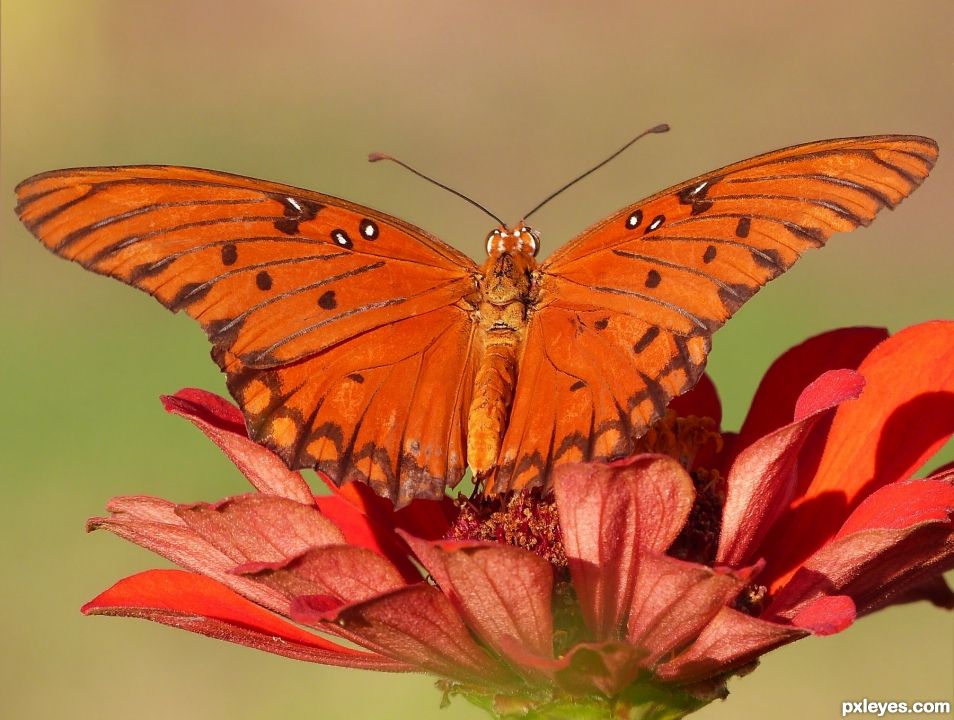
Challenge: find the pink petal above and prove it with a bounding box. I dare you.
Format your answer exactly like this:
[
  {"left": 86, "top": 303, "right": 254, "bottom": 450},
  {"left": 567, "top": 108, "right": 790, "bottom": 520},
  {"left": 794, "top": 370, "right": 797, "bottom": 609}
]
[
  {"left": 291, "top": 584, "right": 514, "bottom": 685},
  {"left": 733, "top": 327, "right": 888, "bottom": 452},
  {"left": 554, "top": 642, "right": 644, "bottom": 697},
  {"left": 655, "top": 607, "right": 806, "bottom": 683},
  {"left": 236, "top": 544, "right": 407, "bottom": 604},
  {"left": 88, "top": 496, "right": 289, "bottom": 613},
  {"left": 401, "top": 534, "right": 553, "bottom": 664},
  {"left": 717, "top": 370, "right": 865, "bottom": 566},
  {"left": 555, "top": 456, "right": 693, "bottom": 639},
  {"left": 83, "top": 569, "right": 406, "bottom": 669},
  {"left": 622, "top": 455, "right": 697, "bottom": 553},
  {"left": 555, "top": 461, "right": 638, "bottom": 638},
  {"left": 627, "top": 554, "right": 751, "bottom": 665},
  {"left": 176, "top": 494, "right": 343, "bottom": 563},
  {"left": 162, "top": 389, "right": 315, "bottom": 504}
]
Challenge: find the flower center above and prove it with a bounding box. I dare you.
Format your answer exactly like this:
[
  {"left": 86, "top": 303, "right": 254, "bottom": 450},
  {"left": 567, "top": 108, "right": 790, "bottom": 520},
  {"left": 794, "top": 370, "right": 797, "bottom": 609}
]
[{"left": 446, "top": 488, "right": 567, "bottom": 567}]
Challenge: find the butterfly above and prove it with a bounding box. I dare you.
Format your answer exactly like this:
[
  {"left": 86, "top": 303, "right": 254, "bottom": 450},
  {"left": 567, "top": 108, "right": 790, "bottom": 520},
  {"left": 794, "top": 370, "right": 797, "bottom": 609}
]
[{"left": 15, "top": 132, "right": 937, "bottom": 506}]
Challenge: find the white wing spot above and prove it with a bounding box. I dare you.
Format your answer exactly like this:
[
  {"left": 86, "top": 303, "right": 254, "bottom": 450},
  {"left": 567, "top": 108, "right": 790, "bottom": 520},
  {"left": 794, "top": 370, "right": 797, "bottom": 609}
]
[{"left": 286, "top": 197, "right": 302, "bottom": 212}]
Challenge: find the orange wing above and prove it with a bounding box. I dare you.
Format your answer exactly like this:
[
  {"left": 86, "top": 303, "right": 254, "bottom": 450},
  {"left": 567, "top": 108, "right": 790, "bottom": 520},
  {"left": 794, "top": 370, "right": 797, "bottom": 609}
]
[
  {"left": 16, "top": 166, "right": 479, "bottom": 505},
  {"left": 490, "top": 135, "right": 938, "bottom": 492}
]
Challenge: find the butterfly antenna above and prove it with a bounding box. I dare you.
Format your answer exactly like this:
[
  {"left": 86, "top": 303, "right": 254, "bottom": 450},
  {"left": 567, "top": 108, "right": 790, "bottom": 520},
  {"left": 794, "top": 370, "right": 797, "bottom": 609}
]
[
  {"left": 522, "top": 123, "right": 670, "bottom": 221},
  {"left": 369, "top": 152, "right": 505, "bottom": 226}
]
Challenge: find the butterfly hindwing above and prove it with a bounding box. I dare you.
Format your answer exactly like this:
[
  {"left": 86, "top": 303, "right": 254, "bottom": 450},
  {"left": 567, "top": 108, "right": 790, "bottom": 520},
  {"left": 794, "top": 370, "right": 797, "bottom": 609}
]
[
  {"left": 490, "top": 135, "right": 938, "bottom": 492},
  {"left": 15, "top": 165, "right": 480, "bottom": 504}
]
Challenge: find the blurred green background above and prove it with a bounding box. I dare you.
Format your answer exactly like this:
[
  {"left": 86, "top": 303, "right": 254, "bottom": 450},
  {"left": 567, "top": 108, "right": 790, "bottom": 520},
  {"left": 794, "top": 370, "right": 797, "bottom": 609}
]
[{"left": 2, "top": 2, "right": 952, "bottom": 718}]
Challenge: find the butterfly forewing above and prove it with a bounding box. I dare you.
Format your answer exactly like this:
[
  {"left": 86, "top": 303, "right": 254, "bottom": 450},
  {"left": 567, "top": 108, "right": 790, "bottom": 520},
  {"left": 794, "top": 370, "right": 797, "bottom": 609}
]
[
  {"left": 489, "top": 135, "right": 938, "bottom": 492},
  {"left": 16, "top": 165, "right": 480, "bottom": 504}
]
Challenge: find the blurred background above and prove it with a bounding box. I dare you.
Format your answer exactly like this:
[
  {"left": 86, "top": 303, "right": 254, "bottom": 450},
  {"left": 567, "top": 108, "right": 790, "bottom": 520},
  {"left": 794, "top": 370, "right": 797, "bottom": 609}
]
[{"left": 2, "top": 1, "right": 952, "bottom": 718}]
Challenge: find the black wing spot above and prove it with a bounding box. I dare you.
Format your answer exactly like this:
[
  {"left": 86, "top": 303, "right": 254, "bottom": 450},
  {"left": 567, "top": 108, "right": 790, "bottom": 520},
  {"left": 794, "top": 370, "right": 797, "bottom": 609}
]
[
  {"left": 331, "top": 229, "right": 353, "bottom": 249},
  {"left": 359, "top": 219, "right": 379, "bottom": 240},
  {"left": 645, "top": 269, "right": 662, "bottom": 288},
  {"left": 130, "top": 256, "right": 174, "bottom": 281},
  {"left": 634, "top": 326, "right": 660, "bottom": 353},
  {"left": 170, "top": 282, "right": 212, "bottom": 311},
  {"left": 594, "top": 317, "right": 609, "bottom": 330},
  {"left": 678, "top": 179, "right": 716, "bottom": 215},
  {"left": 626, "top": 209, "right": 643, "bottom": 229},
  {"left": 570, "top": 380, "right": 586, "bottom": 391},
  {"left": 347, "top": 373, "right": 365, "bottom": 384},
  {"left": 274, "top": 196, "right": 323, "bottom": 235},
  {"left": 221, "top": 243, "right": 238, "bottom": 265},
  {"left": 644, "top": 214, "right": 666, "bottom": 234},
  {"left": 735, "top": 217, "right": 751, "bottom": 238},
  {"left": 703, "top": 245, "right": 717, "bottom": 263},
  {"left": 318, "top": 290, "right": 338, "bottom": 309},
  {"left": 256, "top": 271, "right": 273, "bottom": 291},
  {"left": 750, "top": 247, "right": 785, "bottom": 272}
]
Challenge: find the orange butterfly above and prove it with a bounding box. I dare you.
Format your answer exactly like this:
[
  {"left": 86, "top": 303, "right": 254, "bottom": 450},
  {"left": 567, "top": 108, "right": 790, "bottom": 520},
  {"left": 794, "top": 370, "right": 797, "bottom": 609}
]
[{"left": 15, "top": 132, "right": 937, "bottom": 506}]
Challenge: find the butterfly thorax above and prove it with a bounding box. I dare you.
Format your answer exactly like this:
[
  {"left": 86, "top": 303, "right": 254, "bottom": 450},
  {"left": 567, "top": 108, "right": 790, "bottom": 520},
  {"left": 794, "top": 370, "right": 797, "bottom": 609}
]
[{"left": 467, "top": 225, "right": 541, "bottom": 478}]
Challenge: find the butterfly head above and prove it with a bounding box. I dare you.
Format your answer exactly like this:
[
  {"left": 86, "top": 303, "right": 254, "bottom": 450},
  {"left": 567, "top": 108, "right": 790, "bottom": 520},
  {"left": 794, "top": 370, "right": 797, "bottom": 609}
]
[{"left": 485, "top": 224, "right": 541, "bottom": 259}]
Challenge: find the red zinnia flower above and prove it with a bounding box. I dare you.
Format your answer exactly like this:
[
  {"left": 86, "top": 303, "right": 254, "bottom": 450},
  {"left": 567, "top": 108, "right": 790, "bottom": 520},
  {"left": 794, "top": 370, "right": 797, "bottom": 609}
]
[{"left": 82, "top": 321, "right": 954, "bottom": 718}]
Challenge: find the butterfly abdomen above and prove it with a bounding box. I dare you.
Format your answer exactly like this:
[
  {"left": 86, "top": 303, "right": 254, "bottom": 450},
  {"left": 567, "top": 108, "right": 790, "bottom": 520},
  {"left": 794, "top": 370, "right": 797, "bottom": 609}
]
[{"left": 467, "top": 338, "right": 519, "bottom": 476}]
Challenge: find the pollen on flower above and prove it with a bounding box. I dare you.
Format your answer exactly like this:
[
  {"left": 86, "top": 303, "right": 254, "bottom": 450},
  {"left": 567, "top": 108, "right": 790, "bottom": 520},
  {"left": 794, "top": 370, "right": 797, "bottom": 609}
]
[
  {"left": 633, "top": 410, "right": 722, "bottom": 469},
  {"left": 446, "top": 489, "right": 567, "bottom": 568},
  {"left": 734, "top": 583, "right": 769, "bottom": 616},
  {"left": 670, "top": 468, "right": 727, "bottom": 565}
]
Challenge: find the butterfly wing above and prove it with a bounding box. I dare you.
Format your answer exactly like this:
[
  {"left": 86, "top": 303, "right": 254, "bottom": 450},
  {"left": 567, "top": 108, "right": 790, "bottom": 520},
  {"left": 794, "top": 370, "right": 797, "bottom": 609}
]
[
  {"left": 489, "top": 135, "right": 938, "bottom": 492},
  {"left": 16, "top": 166, "right": 480, "bottom": 505}
]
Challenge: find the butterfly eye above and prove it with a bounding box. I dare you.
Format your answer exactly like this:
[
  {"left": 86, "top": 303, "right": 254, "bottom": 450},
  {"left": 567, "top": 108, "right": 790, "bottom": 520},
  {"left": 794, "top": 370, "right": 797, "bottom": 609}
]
[
  {"left": 486, "top": 229, "right": 501, "bottom": 254},
  {"left": 525, "top": 228, "right": 541, "bottom": 256}
]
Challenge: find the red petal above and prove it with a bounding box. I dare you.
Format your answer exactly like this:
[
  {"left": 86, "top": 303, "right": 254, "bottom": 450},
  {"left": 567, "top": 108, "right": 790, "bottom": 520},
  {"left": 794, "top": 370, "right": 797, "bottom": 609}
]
[
  {"left": 333, "top": 478, "right": 454, "bottom": 540},
  {"left": 88, "top": 496, "right": 289, "bottom": 613},
  {"left": 291, "top": 584, "right": 514, "bottom": 685},
  {"left": 760, "top": 322, "right": 954, "bottom": 589},
  {"left": 717, "top": 371, "right": 864, "bottom": 566},
  {"left": 314, "top": 495, "right": 421, "bottom": 583},
  {"left": 811, "top": 321, "right": 954, "bottom": 502},
  {"left": 889, "top": 575, "right": 954, "bottom": 609},
  {"left": 627, "top": 554, "right": 751, "bottom": 665},
  {"left": 176, "top": 494, "right": 343, "bottom": 563},
  {"left": 162, "top": 389, "right": 315, "bottom": 504},
  {"left": 656, "top": 607, "right": 805, "bottom": 682},
  {"left": 83, "top": 569, "right": 405, "bottom": 669},
  {"left": 669, "top": 373, "right": 722, "bottom": 427},
  {"left": 733, "top": 327, "right": 888, "bottom": 451},
  {"left": 789, "top": 595, "right": 855, "bottom": 635},
  {"left": 768, "top": 482, "right": 954, "bottom": 619},
  {"left": 401, "top": 534, "right": 554, "bottom": 665},
  {"left": 236, "top": 544, "right": 406, "bottom": 604},
  {"left": 836, "top": 476, "right": 954, "bottom": 537}
]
